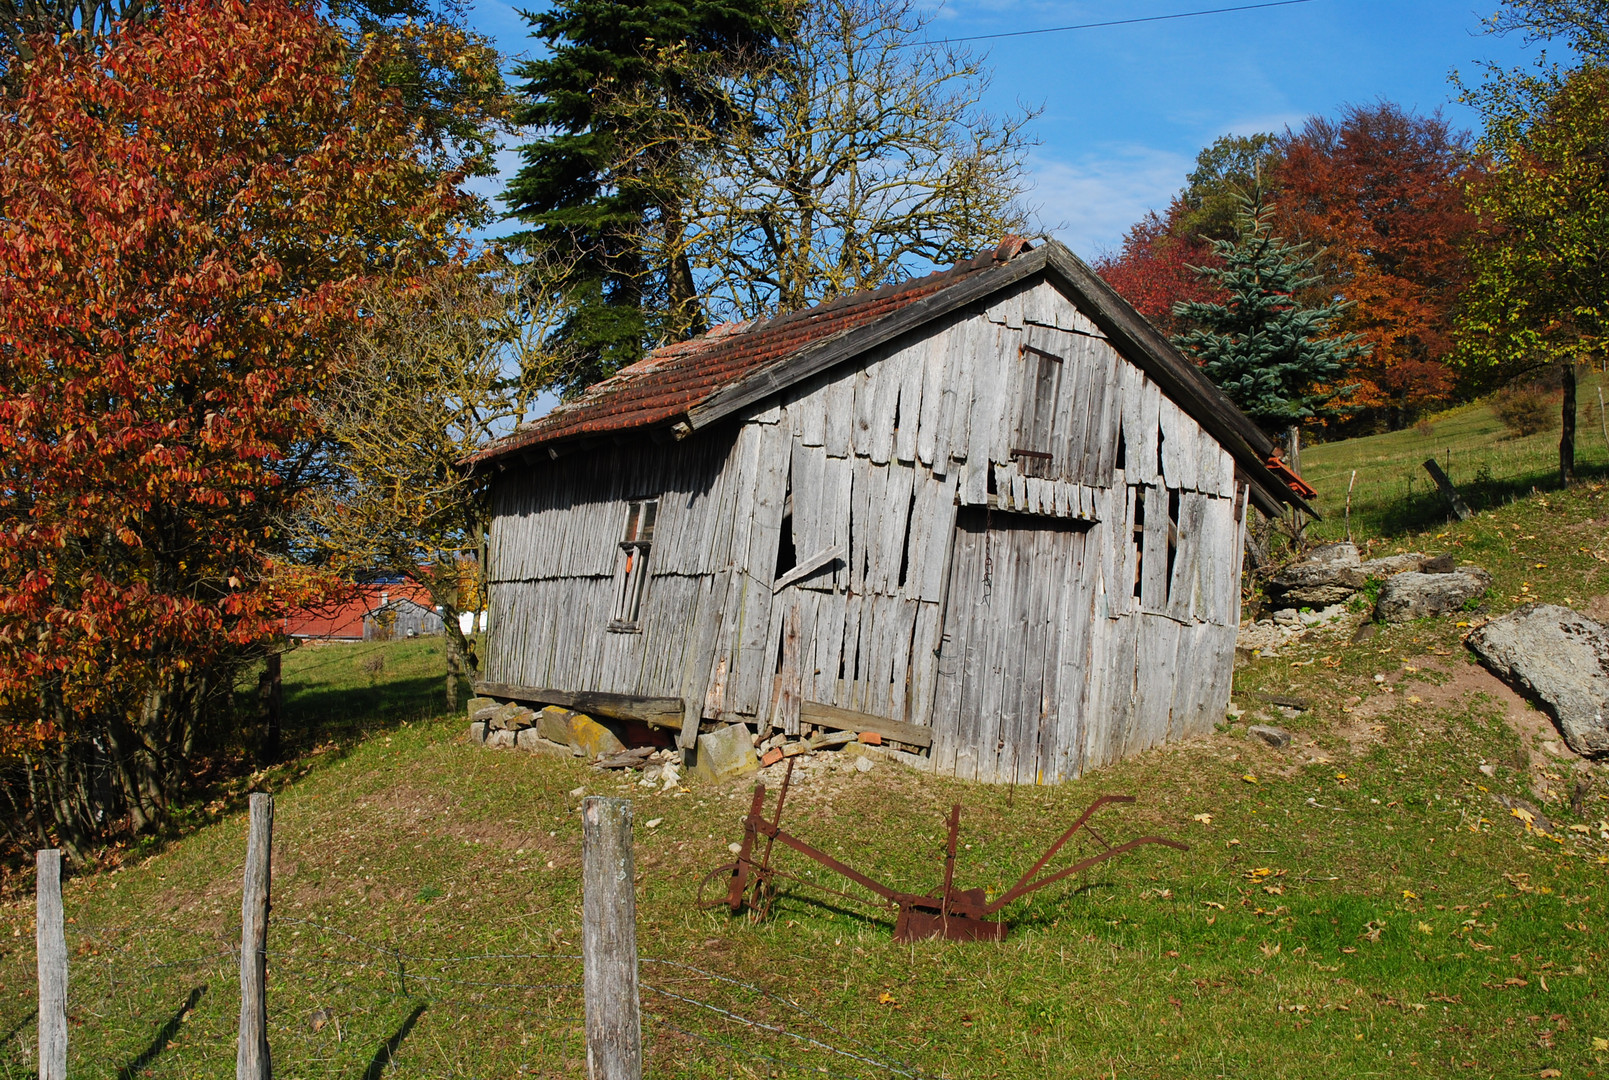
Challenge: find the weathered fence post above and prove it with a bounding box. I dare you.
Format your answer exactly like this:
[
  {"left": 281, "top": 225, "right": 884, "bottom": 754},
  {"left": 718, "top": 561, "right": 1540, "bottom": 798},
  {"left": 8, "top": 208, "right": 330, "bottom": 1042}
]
[
  {"left": 581, "top": 797, "right": 642, "bottom": 1080},
  {"left": 36, "top": 849, "right": 67, "bottom": 1080},
  {"left": 1422, "top": 458, "right": 1473, "bottom": 522},
  {"left": 237, "top": 793, "right": 273, "bottom": 1080}
]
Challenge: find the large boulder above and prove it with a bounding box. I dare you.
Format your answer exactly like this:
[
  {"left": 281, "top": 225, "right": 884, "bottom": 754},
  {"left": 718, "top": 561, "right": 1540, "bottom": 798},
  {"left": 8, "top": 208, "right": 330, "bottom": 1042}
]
[
  {"left": 1467, "top": 604, "right": 1609, "bottom": 757},
  {"left": 1359, "top": 552, "right": 1428, "bottom": 577},
  {"left": 537, "top": 705, "right": 578, "bottom": 745},
  {"left": 690, "top": 722, "right": 758, "bottom": 782},
  {"left": 516, "top": 727, "right": 569, "bottom": 757},
  {"left": 1375, "top": 566, "right": 1490, "bottom": 622},
  {"left": 1266, "top": 543, "right": 1367, "bottom": 607},
  {"left": 568, "top": 713, "right": 627, "bottom": 760}
]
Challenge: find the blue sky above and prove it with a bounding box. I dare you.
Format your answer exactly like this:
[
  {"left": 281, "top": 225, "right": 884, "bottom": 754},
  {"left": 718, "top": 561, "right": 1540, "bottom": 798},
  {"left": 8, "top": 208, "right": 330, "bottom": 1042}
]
[{"left": 465, "top": 0, "right": 1540, "bottom": 260}]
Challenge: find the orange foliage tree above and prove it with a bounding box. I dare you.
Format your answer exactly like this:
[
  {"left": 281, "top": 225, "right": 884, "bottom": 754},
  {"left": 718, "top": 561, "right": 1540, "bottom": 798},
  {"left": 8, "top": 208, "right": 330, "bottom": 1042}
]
[
  {"left": 1275, "top": 104, "right": 1478, "bottom": 424},
  {"left": 1099, "top": 108, "right": 1477, "bottom": 431},
  {"left": 0, "top": 0, "right": 496, "bottom": 857}
]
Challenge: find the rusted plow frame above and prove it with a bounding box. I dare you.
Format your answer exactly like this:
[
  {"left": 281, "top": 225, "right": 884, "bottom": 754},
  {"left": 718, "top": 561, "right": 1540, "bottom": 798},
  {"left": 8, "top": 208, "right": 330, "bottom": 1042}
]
[{"left": 698, "top": 761, "right": 1187, "bottom": 942}]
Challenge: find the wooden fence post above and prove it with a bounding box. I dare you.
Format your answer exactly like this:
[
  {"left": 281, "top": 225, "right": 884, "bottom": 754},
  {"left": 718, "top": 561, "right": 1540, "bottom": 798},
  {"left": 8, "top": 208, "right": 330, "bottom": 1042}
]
[
  {"left": 36, "top": 850, "right": 67, "bottom": 1080},
  {"left": 581, "top": 797, "right": 642, "bottom": 1080},
  {"left": 1422, "top": 458, "right": 1473, "bottom": 522},
  {"left": 237, "top": 793, "right": 273, "bottom": 1080}
]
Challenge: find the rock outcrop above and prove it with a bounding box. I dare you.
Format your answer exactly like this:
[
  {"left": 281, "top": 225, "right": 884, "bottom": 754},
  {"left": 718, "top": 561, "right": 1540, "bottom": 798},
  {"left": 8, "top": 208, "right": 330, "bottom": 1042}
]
[
  {"left": 1265, "top": 543, "right": 1367, "bottom": 607},
  {"left": 1467, "top": 604, "right": 1609, "bottom": 757},
  {"left": 1375, "top": 566, "right": 1491, "bottom": 622}
]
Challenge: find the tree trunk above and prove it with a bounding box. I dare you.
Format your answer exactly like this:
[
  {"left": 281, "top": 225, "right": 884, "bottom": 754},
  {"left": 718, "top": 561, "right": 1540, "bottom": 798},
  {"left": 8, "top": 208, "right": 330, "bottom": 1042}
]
[
  {"left": 443, "top": 614, "right": 469, "bottom": 714},
  {"left": 1560, "top": 360, "right": 1577, "bottom": 485},
  {"left": 258, "top": 653, "right": 282, "bottom": 766}
]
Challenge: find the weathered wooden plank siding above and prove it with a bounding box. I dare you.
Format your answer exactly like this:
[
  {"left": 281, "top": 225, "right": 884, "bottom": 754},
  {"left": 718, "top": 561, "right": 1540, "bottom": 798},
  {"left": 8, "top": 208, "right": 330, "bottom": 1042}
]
[{"left": 485, "top": 276, "right": 1248, "bottom": 782}]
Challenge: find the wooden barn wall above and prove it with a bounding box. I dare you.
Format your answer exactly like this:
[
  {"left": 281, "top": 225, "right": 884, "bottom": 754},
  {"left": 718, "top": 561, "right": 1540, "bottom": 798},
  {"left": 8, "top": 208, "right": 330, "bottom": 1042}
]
[
  {"left": 483, "top": 431, "right": 749, "bottom": 704},
  {"left": 485, "top": 275, "right": 1250, "bottom": 783},
  {"left": 915, "top": 279, "right": 1247, "bottom": 783}
]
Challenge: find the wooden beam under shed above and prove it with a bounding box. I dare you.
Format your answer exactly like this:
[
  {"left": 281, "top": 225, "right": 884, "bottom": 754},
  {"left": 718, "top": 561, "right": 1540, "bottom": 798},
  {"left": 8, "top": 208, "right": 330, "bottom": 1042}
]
[
  {"left": 472, "top": 681, "right": 686, "bottom": 729},
  {"left": 798, "top": 701, "right": 933, "bottom": 749}
]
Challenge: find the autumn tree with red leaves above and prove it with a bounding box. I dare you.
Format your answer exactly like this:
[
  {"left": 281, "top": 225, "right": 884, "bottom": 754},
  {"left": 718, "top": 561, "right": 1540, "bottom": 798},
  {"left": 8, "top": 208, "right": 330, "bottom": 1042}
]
[
  {"left": 1096, "top": 211, "right": 1220, "bottom": 337},
  {"left": 1277, "top": 104, "right": 1478, "bottom": 424},
  {"left": 0, "top": 0, "right": 500, "bottom": 858},
  {"left": 1099, "top": 109, "right": 1477, "bottom": 431}
]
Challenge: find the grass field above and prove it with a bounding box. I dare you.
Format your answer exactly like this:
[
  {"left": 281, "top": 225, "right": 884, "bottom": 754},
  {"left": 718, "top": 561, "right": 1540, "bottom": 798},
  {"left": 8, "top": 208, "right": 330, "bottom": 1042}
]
[
  {"left": 2, "top": 444, "right": 1607, "bottom": 1077},
  {"left": 1301, "top": 369, "right": 1609, "bottom": 540},
  {"left": 275, "top": 636, "right": 465, "bottom": 750}
]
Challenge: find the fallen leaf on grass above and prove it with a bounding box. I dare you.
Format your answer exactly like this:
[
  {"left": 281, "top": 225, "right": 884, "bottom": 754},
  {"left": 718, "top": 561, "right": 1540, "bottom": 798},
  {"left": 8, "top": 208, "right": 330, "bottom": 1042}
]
[
  {"left": 1192, "top": 813, "right": 1213, "bottom": 824},
  {"left": 877, "top": 991, "right": 897, "bottom": 1006},
  {"left": 1403, "top": 889, "right": 1420, "bottom": 900},
  {"left": 1592, "top": 1036, "right": 1608, "bottom": 1051},
  {"left": 1202, "top": 901, "right": 1225, "bottom": 910},
  {"left": 1538, "top": 1069, "right": 1560, "bottom": 1077},
  {"left": 1417, "top": 922, "right": 1435, "bottom": 934},
  {"left": 1242, "top": 774, "right": 1259, "bottom": 784}
]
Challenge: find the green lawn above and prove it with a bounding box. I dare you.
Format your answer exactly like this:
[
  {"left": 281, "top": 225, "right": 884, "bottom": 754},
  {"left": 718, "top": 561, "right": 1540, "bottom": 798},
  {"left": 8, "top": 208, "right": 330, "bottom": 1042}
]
[
  {"left": 275, "top": 636, "right": 465, "bottom": 749},
  {"left": 1301, "top": 368, "right": 1609, "bottom": 539},
  {"left": 2, "top": 454, "right": 1607, "bottom": 1078}
]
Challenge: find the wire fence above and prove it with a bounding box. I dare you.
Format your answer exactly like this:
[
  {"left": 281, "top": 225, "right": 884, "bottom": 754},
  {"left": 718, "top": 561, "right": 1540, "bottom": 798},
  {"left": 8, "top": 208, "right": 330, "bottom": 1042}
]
[{"left": 3, "top": 905, "right": 939, "bottom": 1079}]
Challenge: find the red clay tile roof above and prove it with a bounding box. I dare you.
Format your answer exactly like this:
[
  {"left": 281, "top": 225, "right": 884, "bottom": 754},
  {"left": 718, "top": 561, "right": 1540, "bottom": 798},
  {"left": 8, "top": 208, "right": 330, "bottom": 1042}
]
[
  {"left": 468, "top": 238, "right": 1035, "bottom": 465},
  {"left": 283, "top": 583, "right": 436, "bottom": 640}
]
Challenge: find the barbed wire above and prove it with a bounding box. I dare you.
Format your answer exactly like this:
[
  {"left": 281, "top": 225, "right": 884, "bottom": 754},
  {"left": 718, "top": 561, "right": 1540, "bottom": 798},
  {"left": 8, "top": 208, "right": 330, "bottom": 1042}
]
[
  {"left": 14, "top": 916, "right": 932, "bottom": 1079},
  {"left": 641, "top": 956, "right": 924, "bottom": 1074}
]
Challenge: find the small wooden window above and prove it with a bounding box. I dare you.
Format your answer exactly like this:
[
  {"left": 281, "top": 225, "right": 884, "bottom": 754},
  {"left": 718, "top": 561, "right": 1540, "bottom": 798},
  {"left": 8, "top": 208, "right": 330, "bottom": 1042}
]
[
  {"left": 1014, "top": 341, "right": 1063, "bottom": 478},
  {"left": 609, "top": 497, "right": 658, "bottom": 632}
]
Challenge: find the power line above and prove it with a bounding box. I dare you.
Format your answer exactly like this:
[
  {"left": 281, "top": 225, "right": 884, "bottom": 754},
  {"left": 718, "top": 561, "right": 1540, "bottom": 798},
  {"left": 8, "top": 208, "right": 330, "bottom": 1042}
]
[{"left": 914, "top": 0, "right": 1320, "bottom": 46}]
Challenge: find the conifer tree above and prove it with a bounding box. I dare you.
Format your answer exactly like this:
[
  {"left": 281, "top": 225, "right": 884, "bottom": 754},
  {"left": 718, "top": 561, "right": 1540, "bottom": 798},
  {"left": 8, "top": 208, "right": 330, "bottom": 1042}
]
[
  {"left": 505, "top": 0, "right": 778, "bottom": 394},
  {"left": 1172, "top": 197, "right": 1368, "bottom": 430}
]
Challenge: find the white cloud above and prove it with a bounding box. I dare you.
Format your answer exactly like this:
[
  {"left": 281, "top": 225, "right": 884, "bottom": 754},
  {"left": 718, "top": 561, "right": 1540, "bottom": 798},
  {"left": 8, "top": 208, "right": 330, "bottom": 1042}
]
[{"left": 1023, "top": 146, "right": 1195, "bottom": 262}]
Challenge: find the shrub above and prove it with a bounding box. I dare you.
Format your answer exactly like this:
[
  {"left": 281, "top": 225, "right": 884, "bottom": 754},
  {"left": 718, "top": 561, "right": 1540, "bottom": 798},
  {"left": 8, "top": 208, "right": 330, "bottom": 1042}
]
[
  {"left": 1491, "top": 387, "right": 1554, "bottom": 436},
  {"left": 1414, "top": 418, "right": 1435, "bottom": 437}
]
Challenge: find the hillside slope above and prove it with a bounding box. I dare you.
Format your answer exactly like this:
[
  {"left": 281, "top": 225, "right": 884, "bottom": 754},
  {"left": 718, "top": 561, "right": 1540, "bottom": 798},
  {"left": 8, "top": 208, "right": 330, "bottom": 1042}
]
[{"left": 1, "top": 482, "right": 1606, "bottom": 1079}]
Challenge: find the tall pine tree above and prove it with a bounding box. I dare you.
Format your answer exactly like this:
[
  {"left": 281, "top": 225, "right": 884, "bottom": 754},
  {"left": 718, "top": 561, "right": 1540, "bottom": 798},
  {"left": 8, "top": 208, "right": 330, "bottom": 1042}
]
[
  {"left": 1172, "top": 197, "right": 1368, "bottom": 430},
  {"left": 505, "top": 0, "right": 778, "bottom": 395}
]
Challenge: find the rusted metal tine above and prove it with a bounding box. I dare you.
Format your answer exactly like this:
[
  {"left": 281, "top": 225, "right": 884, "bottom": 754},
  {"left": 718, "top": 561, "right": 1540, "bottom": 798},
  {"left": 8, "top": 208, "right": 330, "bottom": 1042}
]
[
  {"left": 725, "top": 785, "right": 770, "bottom": 912},
  {"left": 757, "top": 758, "right": 796, "bottom": 881},
  {"left": 1000, "top": 794, "right": 1134, "bottom": 903},
  {"left": 939, "top": 804, "right": 961, "bottom": 930},
  {"left": 985, "top": 835, "right": 1188, "bottom": 914}
]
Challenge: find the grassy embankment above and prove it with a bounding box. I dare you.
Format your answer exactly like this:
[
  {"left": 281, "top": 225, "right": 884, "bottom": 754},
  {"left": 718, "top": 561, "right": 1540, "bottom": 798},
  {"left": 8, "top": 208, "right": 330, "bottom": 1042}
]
[
  {"left": 2, "top": 402, "right": 1608, "bottom": 1079},
  {"left": 1301, "top": 368, "right": 1609, "bottom": 538}
]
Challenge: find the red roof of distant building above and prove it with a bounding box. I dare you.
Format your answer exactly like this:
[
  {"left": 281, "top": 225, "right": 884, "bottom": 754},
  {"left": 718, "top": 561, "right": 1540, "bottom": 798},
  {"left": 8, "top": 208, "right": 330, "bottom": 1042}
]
[
  {"left": 467, "top": 237, "right": 1036, "bottom": 465},
  {"left": 283, "top": 583, "right": 436, "bottom": 640}
]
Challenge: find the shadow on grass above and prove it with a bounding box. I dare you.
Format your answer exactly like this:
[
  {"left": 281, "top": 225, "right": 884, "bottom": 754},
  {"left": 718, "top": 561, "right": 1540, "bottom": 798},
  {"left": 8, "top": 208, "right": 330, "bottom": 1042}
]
[
  {"left": 115, "top": 984, "right": 205, "bottom": 1079},
  {"left": 361, "top": 1002, "right": 426, "bottom": 1080},
  {"left": 279, "top": 674, "right": 448, "bottom": 753},
  {"left": 0, "top": 1007, "right": 36, "bottom": 1049},
  {"left": 1352, "top": 461, "right": 1609, "bottom": 538}
]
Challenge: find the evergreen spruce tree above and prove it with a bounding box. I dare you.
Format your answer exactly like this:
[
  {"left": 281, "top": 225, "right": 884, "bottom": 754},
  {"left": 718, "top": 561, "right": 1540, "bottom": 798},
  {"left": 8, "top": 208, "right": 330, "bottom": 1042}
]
[
  {"left": 505, "top": 0, "right": 778, "bottom": 395},
  {"left": 1172, "top": 197, "right": 1368, "bottom": 429}
]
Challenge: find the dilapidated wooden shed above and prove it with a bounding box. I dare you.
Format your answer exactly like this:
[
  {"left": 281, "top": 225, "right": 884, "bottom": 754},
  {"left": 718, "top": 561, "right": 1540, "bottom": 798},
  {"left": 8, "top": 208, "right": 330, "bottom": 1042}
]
[{"left": 467, "top": 238, "right": 1312, "bottom": 783}]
